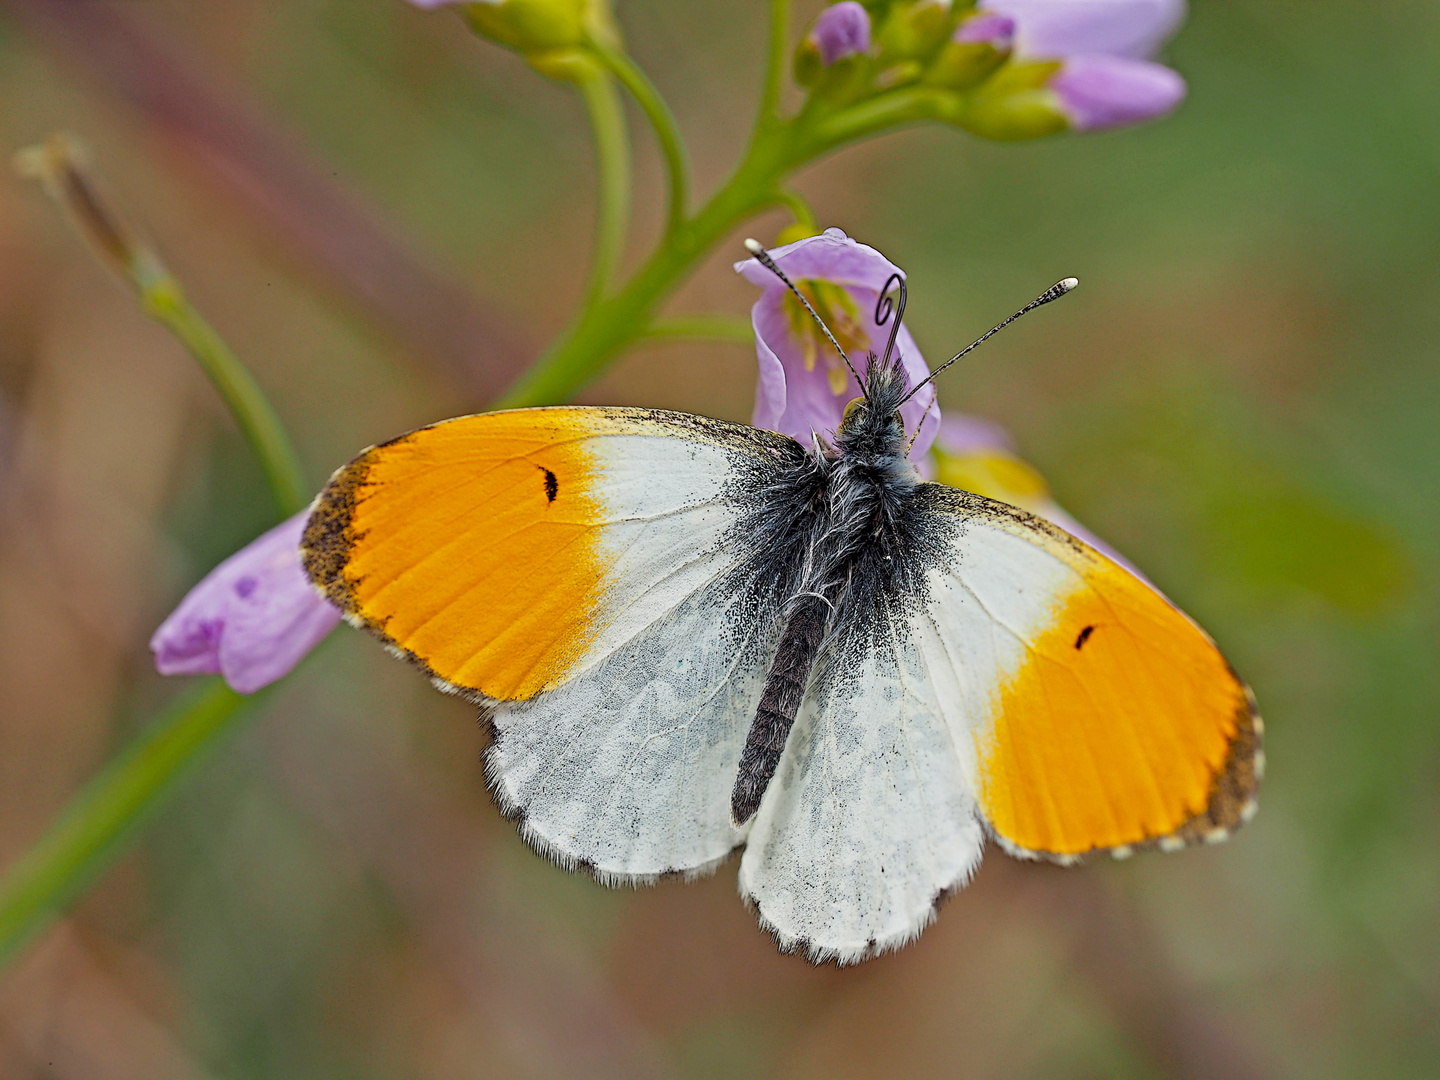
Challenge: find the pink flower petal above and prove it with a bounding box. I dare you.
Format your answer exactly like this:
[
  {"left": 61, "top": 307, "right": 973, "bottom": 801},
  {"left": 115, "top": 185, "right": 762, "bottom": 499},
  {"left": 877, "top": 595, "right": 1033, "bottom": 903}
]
[
  {"left": 151, "top": 511, "right": 341, "bottom": 694},
  {"left": 737, "top": 229, "right": 940, "bottom": 462},
  {"left": 810, "top": 2, "right": 872, "bottom": 66},
  {"left": 981, "top": 0, "right": 1186, "bottom": 60},
  {"left": 1051, "top": 54, "right": 1186, "bottom": 129}
]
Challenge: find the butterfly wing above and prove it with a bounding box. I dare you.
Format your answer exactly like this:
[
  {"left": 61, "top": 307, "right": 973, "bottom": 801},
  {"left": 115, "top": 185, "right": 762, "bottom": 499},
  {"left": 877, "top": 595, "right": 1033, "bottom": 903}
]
[
  {"left": 304, "top": 406, "right": 798, "bottom": 879},
  {"left": 738, "top": 589, "right": 987, "bottom": 964},
  {"left": 739, "top": 483, "right": 1260, "bottom": 962},
  {"left": 915, "top": 485, "right": 1261, "bottom": 862}
]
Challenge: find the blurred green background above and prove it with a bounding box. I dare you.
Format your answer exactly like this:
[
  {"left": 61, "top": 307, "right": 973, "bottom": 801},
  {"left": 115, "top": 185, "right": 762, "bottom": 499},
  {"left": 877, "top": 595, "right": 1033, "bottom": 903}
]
[{"left": 0, "top": 1, "right": 1436, "bottom": 1077}]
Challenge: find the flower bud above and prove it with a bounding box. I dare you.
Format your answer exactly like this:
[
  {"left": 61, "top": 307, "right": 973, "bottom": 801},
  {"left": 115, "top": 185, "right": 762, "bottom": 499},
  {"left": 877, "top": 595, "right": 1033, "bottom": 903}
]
[
  {"left": 1050, "top": 55, "right": 1185, "bottom": 130},
  {"left": 795, "top": 2, "right": 872, "bottom": 87},
  {"left": 956, "top": 59, "right": 1068, "bottom": 140},
  {"left": 441, "top": 0, "right": 621, "bottom": 82},
  {"left": 875, "top": 0, "right": 956, "bottom": 63},
  {"left": 955, "top": 0, "right": 1187, "bottom": 135},
  {"left": 923, "top": 11, "right": 1014, "bottom": 91},
  {"left": 462, "top": 0, "right": 586, "bottom": 51},
  {"left": 151, "top": 512, "right": 341, "bottom": 694}
]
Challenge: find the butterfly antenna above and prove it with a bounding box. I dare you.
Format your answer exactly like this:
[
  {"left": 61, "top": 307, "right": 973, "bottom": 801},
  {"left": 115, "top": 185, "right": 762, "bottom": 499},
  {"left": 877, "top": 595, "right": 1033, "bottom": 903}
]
[
  {"left": 875, "top": 272, "right": 908, "bottom": 372},
  {"left": 744, "top": 238, "right": 867, "bottom": 395},
  {"left": 897, "top": 277, "right": 1079, "bottom": 408}
]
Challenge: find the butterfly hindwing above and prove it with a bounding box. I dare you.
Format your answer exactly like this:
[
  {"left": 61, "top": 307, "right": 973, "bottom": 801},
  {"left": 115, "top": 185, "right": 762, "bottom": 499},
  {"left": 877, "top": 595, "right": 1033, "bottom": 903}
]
[{"left": 739, "top": 591, "right": 986, "bottom": 964}]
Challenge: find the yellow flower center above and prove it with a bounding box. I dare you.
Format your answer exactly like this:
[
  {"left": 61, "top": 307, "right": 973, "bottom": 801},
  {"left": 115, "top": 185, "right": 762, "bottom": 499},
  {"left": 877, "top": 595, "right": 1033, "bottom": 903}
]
[
  {"left": 933, "top": 449, "right": 1051, "bottom": 512},
  {"left": 783, "top": 279, "right": 871, "bottom": 395}
]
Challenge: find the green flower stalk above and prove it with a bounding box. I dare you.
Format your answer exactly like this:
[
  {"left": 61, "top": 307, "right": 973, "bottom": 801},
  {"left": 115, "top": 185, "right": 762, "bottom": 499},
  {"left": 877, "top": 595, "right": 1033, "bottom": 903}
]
[{"left": 13, "top": 134, "right": 309, "bottom": 519}]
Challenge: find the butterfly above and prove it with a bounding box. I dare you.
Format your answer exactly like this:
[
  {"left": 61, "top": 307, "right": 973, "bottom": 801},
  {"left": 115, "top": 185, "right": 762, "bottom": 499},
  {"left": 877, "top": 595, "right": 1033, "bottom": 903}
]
[{"left": 300, "top": 243, "right": 1262, "bottom": 964}]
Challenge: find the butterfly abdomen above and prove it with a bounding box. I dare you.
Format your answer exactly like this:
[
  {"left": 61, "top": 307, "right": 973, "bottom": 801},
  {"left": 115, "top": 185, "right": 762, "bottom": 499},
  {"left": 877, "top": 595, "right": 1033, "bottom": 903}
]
[{"left": 732, "top": 593, "right": 829, "bottom": 825}]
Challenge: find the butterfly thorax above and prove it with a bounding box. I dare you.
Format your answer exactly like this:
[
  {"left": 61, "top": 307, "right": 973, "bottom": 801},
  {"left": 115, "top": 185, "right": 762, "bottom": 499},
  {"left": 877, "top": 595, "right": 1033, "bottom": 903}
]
[{"left": 731, "top": 360, "right": 924, "bottom": 825}]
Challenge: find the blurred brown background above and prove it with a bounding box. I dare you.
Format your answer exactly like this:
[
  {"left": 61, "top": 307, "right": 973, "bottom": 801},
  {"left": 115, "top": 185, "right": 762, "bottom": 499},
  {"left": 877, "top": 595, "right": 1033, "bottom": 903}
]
[{"left": 0, "top": 1, "right": 1436, "bottom": 1077}]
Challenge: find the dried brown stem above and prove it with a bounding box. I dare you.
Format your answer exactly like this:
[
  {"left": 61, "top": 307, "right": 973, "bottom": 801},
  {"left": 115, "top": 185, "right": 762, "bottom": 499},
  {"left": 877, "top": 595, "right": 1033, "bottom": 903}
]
[{"left": 4, "top": 0, "right": 530, "bottom": 402}]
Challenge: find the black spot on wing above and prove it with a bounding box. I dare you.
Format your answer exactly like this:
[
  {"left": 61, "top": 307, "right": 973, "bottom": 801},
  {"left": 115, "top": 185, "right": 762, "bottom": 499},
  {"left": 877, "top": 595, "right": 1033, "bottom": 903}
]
[
  {"left": 540, "top": 466, "right": 558, "bottom": 503},
  {"left": 1075, "top": 624, "right": 1095, "bottom": 650}
]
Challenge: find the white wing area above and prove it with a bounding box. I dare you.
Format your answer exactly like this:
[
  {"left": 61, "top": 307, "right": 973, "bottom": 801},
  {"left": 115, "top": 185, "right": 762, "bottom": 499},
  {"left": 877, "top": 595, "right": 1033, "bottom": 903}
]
[
  {"left": 738, "top": 594, "right": 987, "bottom": 965},
  {"left": 913, "top": 515, "right": 1078, "bottom": 755},
  {"left": 484, "top": 431, "right": 782, "bottom": 882},
  {"left": 734, "top": 507, "right": 1083, "bottom": 962}
]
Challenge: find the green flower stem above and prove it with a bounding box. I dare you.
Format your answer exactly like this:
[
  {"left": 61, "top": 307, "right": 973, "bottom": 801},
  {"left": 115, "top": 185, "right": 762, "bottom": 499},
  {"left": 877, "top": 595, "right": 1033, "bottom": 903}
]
[
  {"left": 140, "top": 279, "right": 309, "bottom": 517},
  {"left": 495, "top": 128, "right": 794, "bottom": 407},
  {"left": 799, "top": 86, "right": 964, "bottom": 154},
  {"left": 641, "top": 313, "right": 753, "bottom": 346},
  {"left": 495, "top": 86, "right": 956, "bottom": 409},
  {"left": 773, "top": 187, "right": 818, "bottom": 231},
  {"left": 576, "top": 68, "right": 632, "bottom": 310},
  {"left": 0, "top": 679, "right": 259, "bottom": 970},
  {"left": 758, "top": 0, "right": 792, "bottom": 127},
  {"left": 16, "top": 135, "right": 309, "bottom": 518},
  {"left": 588, "top": 39, "right": 690, "bottom": 237},
  {"left": 2, "top": 135, "right": 312, "bottom": 978}
]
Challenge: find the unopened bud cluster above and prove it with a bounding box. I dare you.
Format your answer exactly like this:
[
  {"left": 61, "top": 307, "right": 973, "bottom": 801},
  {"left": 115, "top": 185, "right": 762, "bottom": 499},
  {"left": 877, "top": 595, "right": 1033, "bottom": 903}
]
[
  {"left": 413, "top": 0, "right": 621, "bottom": 81},
  {"left": 795, "top": 0, "right": 1187, "bottom": 139}
]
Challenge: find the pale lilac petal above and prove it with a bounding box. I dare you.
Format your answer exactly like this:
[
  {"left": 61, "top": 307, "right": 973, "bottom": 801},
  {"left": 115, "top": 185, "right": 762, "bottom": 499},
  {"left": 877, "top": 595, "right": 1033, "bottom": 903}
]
[
  {"left": 750, "top": 294, "right": 791, "bottom": 433},
  {"left": 151, "top": 511, "right": 341, "bottom": 694},
  {"left": 735, "top": 228, "right": 903, "bottom": 293},
  {"left": 810, "top": 2, "right": 871, "bottom": 65},
  {"left": 748, "top": 286, "right": 860, "bottom": 443},
  {"left": 935, "top": 413, "right": 1018, "bottom": 455},
  {"left": 981, "top": 0, "right": 1185, "bottom": 59},
  {"left": 738, "top": 229, "right": 938, "bottom": 462},
  {"left": 955, "top": 12, "right": 1016, "bottom": 47},
  {"left": 1051, "top": 55, "right": 1185, "bottom": 129}
]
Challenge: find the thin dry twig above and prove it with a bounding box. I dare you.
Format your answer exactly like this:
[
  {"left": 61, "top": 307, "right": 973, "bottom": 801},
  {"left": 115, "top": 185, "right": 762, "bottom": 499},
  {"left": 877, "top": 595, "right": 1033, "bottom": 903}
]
[{"left": 5, "top": 0, "right": 531, "bottom": 402}]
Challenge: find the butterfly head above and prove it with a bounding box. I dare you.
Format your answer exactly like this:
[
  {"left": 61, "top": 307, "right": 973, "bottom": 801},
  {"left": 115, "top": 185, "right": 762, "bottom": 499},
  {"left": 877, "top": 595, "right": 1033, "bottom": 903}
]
[{"left": 834, "top": 355, "right": 912, "bottom": 463}]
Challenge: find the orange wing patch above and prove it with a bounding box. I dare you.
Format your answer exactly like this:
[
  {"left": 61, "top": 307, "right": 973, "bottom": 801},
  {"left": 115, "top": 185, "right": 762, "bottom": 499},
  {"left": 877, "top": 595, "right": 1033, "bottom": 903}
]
[
  {"left": 303, "top": 410, "right": 608, "bottom": 701},
  {"left": 978, "top": 557, "right": 1262, "bottom": 860}
]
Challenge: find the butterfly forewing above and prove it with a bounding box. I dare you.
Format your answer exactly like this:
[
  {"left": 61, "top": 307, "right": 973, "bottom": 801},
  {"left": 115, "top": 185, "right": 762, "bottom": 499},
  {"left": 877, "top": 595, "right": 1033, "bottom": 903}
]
[
  {"left": 303, "top": 407, "right": 797, "bottom": 879},
  {"left": 914, "top": 485, "right": 1261, "bottom": 862}
]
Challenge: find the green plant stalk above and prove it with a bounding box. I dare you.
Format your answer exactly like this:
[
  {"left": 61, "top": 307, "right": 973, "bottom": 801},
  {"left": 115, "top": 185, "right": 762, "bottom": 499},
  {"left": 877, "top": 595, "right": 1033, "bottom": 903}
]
[
  {"left": 1, "top": 135, "right": 313, "bottom": 977},
  {"left": 140, "top": 275, "right": 309, "bottom": 517},
  {"left": 641, "top": 313, "right": 754, "bottom": 346},
  {"left": 576, "top": 68, "right": 631, "bottom": 310},
  {"left": 773, "top": 187, "right": 818, "bottom": 231},
  {"left": 16, "top": 135, "right": 309, "bottom": 518},
  {"left": 496, "top": 130, "right": 789, "bottom": 407},
  {"left": 496, "top": 86, "right": 953, "bottom": 409},
  {"left": 758, "top": 0, "right": 792, "bottom": 128},
  {"left": 589, "top": 39, "right": 690, "bottom": 237},
  {"left": 0, "top": 679, "right": 258, "bottom": 970}
]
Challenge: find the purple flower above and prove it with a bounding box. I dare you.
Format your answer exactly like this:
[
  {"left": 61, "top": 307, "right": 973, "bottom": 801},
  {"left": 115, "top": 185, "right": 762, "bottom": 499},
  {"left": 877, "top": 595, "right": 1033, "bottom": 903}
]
[
  {"left": 980, "top": 0, "right": 1187, "bottom": 130},
  {"left": 954, "top": 12, "right": 1017, "bottom": 48},
  {"left": 981, "top": 0, "right": 1185, "bottom": 59},
  {"left": 735, "top": 228, "right": 940, "bottom": 463},
  {"left": 810, "top": 2, "right": 872, "bottom": 66},
  {"left": 1049, "top": 54, "right": 1185, "bottom": 129},
  {"left": 151, "top": 511, "right": 341, "bottom": 694},
  {"left": 931, "top": 414, "right": 1149, "bottom": 581}
]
